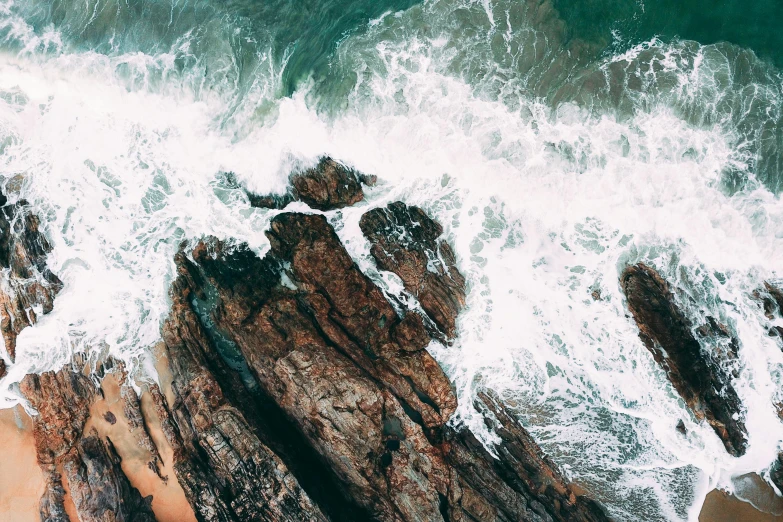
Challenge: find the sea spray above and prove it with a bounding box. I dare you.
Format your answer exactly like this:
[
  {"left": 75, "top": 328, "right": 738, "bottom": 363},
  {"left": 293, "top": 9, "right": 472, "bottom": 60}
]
[{"left": 1, "top": 0, "right": 783, "bottom": 520}]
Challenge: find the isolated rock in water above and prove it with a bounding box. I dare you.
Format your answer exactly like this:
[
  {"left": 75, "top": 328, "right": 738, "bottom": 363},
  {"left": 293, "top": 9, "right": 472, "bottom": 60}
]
[
  {"left": 753, "top": 282, "right": 783, "bottom": 344},
  {"left": 248, "top": 157, "right": 376, "bottom": 211},
  {"left": 621, "top": 263, "right": 748, "bottom": 457},
  {"left": 0, "top": 198, "right": 62, "bottom": 360},
  {"left": 757, "top": 282, "right": 783, "bottom": 320},
  {"left": 20, "top": 361, "right": 156, "bottom": 522},
  {"left": 162, "top": 211, "right": 609, "bottom": 522},
  {"left": 360, "top": 202, "right": 466, "bottom": 340}
]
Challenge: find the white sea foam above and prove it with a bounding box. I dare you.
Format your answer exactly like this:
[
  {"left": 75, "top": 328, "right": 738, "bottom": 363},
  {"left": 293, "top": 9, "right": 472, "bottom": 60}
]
[{"left": 1, "top": 1, "right": 783, "bottom": 520}]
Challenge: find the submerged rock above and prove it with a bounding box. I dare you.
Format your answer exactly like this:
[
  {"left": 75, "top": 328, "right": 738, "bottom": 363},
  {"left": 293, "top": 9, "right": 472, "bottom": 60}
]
[
  {"left": 620, "top": 263, "right": 747, "bottom": 457},
  {"left": 0, "top": 198, "right": 62, "bottom": 361},
  {"left": 360, "top": 202, "right": 466, "bottom": 340},
  {"left": 248, "top": 157, "right": 376, "bottom": 211}
]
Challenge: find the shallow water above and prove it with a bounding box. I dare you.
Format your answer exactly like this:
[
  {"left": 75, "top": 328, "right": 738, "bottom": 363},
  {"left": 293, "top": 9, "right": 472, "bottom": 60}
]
[{"left": 1, "top": 0, "right": 783, "bottom": 520}]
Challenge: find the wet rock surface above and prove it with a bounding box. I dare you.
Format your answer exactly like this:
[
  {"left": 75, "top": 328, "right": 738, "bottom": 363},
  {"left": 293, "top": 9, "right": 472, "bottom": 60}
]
[
  {"left": 360, "top": 202, "right": 466, "bottom": 340},
  {"left": 248, "top": 157, "right": 376, "bottom": 211},
  {"left": 2, "top": 177, "right": 610, "bottom": 521},
  {"left": 621, "top": 263, "right": 748, "bottom": 457},
  {"left": 157, "top": 210, "right": 609, "bottom": 522},
  {"left": 755, "top": 281, "right": 783, "bottom": 493},
  {"left": 0, "top": 196, "right": 62, "bottom": 362}
]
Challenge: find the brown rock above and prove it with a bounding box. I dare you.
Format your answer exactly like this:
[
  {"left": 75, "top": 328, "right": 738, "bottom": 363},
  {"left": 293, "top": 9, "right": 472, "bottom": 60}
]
[
  {"left": 248, "top": 157, "right": 375, "bottom": 211},
  {"left": 0, "top": 199, "right": 62, "bottom": 360},
  {"left": 360, "top": 202, "right": 466, "bottom": 340},
  {"left": 10, "top": 190, "right": 611, "bottom": 521},
  {"left": 157, "top": 255, "right": 332, "bottom": 522},
  {"left": 620, "top": 263, "right": 747, "bottom": 456},
  {"left": 676, "top": 420, "right": 687, "bottom": 436},
  {"left": 755, "top": 282, "right": 783, "bottom": 494},
  {"left": 162, "top": 211, "right": 610, "bottom": 522},
  {"left": 20, "top": 362, "right": 156, "bottom": 522}
]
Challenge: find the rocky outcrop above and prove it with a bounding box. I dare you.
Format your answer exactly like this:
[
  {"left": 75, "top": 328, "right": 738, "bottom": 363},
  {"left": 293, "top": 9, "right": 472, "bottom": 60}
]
[
  {"left": 754, "top": 282, "right": 783, "bottom": 341},
  {"left": 360, "top": 202, "right": 466, "bottom": 340},
  {"left": 0, "top": 193, "right": 62, "bottom": 362},
  {"left": 4, "top": 170, "right": 609, "bottom": 521},
  {"left": 157, "top": 210, "right": 609, "bottom": 522},
  {"left": 156, "top": 268, "right": 332, "bottom": 522},
  {"left": 755, "top": 281, "right": 783, "bottom": 493},
  {"left": 20, "top": 362, "right": 156, "bottom": 522},
  {"left": 248, "top": 157, "right": 375, "bottom": 211},
  {"left": 621, "top": 263, "right": 748, "bottom": 457}
]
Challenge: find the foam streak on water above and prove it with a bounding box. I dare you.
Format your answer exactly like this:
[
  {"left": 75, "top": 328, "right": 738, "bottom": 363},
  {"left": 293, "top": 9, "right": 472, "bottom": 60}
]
[{"left": 1, "top": 0, "right": 783, "bottom": 520}]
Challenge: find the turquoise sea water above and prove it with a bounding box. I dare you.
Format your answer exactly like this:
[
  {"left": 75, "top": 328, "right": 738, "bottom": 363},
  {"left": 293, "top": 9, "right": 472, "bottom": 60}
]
[{"left": 2, "top": 1, "right": 783, "bottom": 520}]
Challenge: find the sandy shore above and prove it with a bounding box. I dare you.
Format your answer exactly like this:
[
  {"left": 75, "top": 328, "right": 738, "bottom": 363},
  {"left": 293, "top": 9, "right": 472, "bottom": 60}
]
[
  {"left": 0, "top": 406, "right": 45, "bottom": 522},
  {"left": 700, "top": 475, "right": 783, "bottom": 522}
]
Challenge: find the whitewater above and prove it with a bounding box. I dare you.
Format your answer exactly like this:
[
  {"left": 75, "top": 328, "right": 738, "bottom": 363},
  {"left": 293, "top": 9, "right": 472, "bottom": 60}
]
[{"left": 2, "top": 0, "right": 783, "bottom": 520}]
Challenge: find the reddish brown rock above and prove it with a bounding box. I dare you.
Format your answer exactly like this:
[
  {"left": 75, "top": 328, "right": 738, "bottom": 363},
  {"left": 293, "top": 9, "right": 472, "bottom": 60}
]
[
  {"left": 162, "top": 211, "right": 609, "bottom": 522},
  {"left": 360, "top": 202, "right": 466, "bottom": 340},
  {"left": 248, "top": 157, "right": 375, "bottom": 211},
  {"left": 20, "top": 362, "right": 156, "bottom": 522},
  {"left": 621, "top": 263, "right": 747, "bottom": 457},
  {"left": 0, "top": 198, "right": 62, "bottom": 361},
  {"left": 7, "top": 185, "right": 610, "bottom": 521},
  {"left": 157, "top": 277, "right": 331, "bottom": 522}
]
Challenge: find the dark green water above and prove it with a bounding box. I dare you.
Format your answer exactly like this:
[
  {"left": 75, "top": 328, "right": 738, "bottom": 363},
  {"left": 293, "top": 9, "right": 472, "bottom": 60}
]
[{"left": 555, "top": 0, "right": 783, "bottom": 68}]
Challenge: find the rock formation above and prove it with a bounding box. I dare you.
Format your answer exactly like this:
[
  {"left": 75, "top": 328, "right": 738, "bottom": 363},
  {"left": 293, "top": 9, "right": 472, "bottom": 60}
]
[
  {"left": 360, "top": 202, "right": 466, "bottom": 340},
  {"left": 0, "top": 171, "right": 611, "bottom": 521},
  {"left": 754, "top": 281, "right": 783, "bottom": 493},
  {"left": 620, "top": 263, "right": 748, "bottom": 457},
  {"left": 0, "top": 191, "right": 63, "bottom": 365},
  {"left": 20, "top": 361, "right": 157, "bottom": 522},
  {"left": 248, "top": 157, "right": 376, "bottom": 211},
  {"left": 153, "top": 210, "right": 609, "bottom": 522}
]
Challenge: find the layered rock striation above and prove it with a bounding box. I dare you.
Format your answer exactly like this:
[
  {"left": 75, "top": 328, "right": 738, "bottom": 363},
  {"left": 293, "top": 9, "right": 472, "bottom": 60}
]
[
  {"left": 154, "top": 210, "right": 609, "bottom": 522},
  {"left": 360, "top": 202, "right": 466, "bottom": 341}
]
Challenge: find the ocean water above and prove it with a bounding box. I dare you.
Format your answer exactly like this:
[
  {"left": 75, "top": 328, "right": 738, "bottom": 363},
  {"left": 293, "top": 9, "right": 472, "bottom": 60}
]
[{"left": 1, "top": 0, "right": 783, "bottom": 520}]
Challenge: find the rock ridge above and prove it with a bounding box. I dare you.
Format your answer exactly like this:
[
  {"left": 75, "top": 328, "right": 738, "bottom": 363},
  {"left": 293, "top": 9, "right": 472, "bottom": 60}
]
[{"left": 621, "top": 263, "right": 748, "bottom": 457}]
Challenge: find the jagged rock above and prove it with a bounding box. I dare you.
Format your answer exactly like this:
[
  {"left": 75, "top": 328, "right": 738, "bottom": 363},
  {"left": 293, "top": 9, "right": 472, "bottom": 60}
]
[
  {"left": 676, "top": 420, "right": 687, "bottom": 436},
  {"left": 20, "top": 362, "right": 156, "bottom": 522},
  {"left": 161, "top": 211, "right": 609, "bottom": 522},
  {"left": 755, "top": 282, "right": 783, "bottom": 494},
  {"left": 7, "top": 190, "right": 610, "bottom": 521},
  {"left": 157, "top": 275, "right": 331, "bottom": 522},
  {"left": 0, "top": 198, "right": 62, "bottom": 360},
  {"left": 360, "top": 202, "right": 466, "bottom": 340},
  {"left": 248, "top": 157, "right": 376, "bottom": 211},
  {"left": 620, "top": 263, "right": 747, "bottom": 457},
  {"left": 756, "top": 282, "right": 783, "bottom": 320}
]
